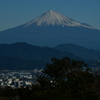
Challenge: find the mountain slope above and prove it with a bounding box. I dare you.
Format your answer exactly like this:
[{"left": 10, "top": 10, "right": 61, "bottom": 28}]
[
  {"left": 0, "top": 42, "right": 82, "bottom": 62},
  {"left": 54, "top": 43, "right": 100, "bottom": 60},
  {"left": 0, "top": 42, "right": 84, "bottom": 70},
  {"left": 0, "top": 10, "right": 100, "bottom": 49},
  {"left": 0, "top": 55, "right": 47, "bottom": 70},
  {"left": 0, "top": 42, "right": 99, "bottom": 69},
  {"left": 25, "top": 10, "right": 95, "bottom": 29}
]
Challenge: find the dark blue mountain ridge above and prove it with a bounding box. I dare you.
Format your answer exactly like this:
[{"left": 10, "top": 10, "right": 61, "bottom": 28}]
[
  {"left": 0, "top": 42, "right": 99, "bottom": 69},
  {"left": 0, "top": 42, "right": 82, "bottom": 62},
  {"left": 54, "top": 43, "right": 100, "bottom": 61}
]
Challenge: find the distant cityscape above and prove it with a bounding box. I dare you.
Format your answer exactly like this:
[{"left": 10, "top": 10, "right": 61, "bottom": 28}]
[
  {"left": 0, "top": 69, "right": 42, "bottom": 88},
  {"left": 0, "top": 66, "right": 99, "bottom": 89}
]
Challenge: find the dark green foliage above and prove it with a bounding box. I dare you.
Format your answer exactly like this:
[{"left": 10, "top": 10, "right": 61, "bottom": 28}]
[
  {"left": 0, "top": 86, "right": 17, "bottom": 100},
  {"left": 0, "top": 57, "right": 100, "bottom": 100},
  {"left": 37, "top": 57, "right": 99, "bottom": 100}
]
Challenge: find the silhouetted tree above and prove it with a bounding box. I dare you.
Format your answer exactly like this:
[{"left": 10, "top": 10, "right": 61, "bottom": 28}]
[
  {"left": 37, "top": 57, "right": 99, "bottom": 100},
  {"left": 0, "top": 57, "right": 99, "bottom": 100}
]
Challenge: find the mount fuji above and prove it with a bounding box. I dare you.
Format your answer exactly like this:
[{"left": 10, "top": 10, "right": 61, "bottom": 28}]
[
  {"left": 25, "top": 10, "right": 95, "bottom": 29},
  {"left": 0, "top": 10, "right": 100, "bottom": 49}
]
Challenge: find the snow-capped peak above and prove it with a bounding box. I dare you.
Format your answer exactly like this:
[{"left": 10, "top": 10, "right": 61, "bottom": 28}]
[{"left": 25, "top": 10, "right": 95, "bottom": 29}]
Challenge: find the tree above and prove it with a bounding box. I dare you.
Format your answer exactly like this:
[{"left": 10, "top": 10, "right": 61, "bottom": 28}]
[
  {"left": 1, "top": 57, "right": 99, "bottom": 100},
  {"left": 37, "top": 57, "right": 99, "bottom": 100}
]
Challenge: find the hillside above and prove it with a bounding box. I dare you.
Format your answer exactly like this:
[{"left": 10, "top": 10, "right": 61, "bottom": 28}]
[
  {"left": 0, "top": 42, "right": 83, "bottom": 70},
  {"left": 0, "top": 42, "right": 99, "bottom": 70},
  {"left": 54, "top": 43, "right": 100, "bottom": 60},
  {"left": 0, "top": 55, "right": 47, "bottom": 70},
  {"left": 0, "top": 42, "right": 81, "bottom": 62}
]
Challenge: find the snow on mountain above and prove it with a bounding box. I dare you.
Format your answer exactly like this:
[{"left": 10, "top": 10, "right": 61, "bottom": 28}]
[
  {"left": 25, "top": 10, "right": 95, "bottom": 29},
  {"left": 0, "top": 10, "right": 100, "bottom": 49}
]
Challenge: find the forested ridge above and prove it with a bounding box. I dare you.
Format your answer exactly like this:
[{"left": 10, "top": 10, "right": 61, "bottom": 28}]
[{"left": 0, "top": 42, "right": 99, "bottom": 70}]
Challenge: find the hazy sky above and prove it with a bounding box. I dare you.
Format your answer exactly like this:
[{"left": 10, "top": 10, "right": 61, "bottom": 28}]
[{"left": 0, "top": 0, "right": 100, "bottom": 31}]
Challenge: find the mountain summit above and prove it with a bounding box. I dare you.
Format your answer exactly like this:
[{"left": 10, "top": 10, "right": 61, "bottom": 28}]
[
  {"left": 25, "top": 10, "right": 94, "bottom": 29},
  {"left": 0, "top": 10, "right": 100, "bottom": 49}
]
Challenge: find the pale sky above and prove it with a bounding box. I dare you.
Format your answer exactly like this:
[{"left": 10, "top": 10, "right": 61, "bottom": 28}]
[{"left": 0, "top": 0, "right": 100, "bottom": 31}]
